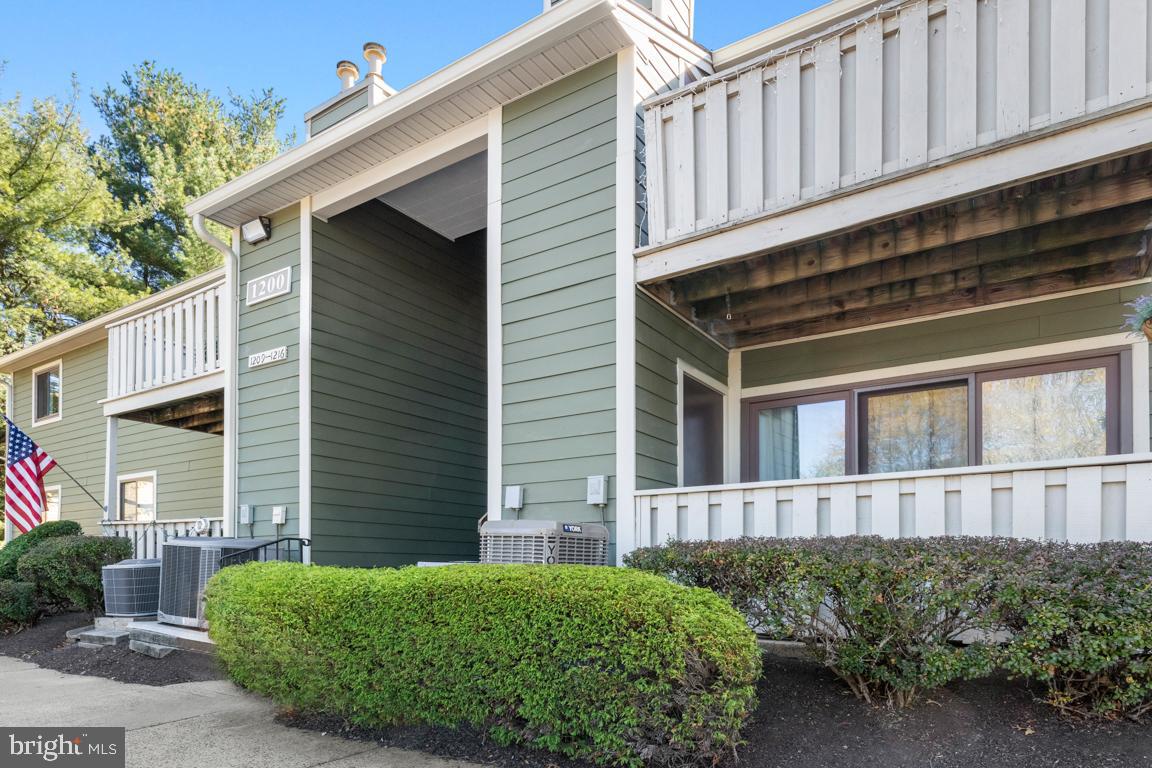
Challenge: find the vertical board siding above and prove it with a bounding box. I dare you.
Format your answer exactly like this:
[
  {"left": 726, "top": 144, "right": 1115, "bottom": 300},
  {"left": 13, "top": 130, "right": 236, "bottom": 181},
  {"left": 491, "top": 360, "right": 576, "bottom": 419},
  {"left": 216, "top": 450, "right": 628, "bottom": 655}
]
[
  {"left": 742, "top": 287, "right": 1151, "bottom": 441},
  {"left": 12, "top": 342, "right": 223, "bottom": 533},
  {"left": 501, "top": 58, "right": 618, "bottom": 540},
  {"left": 643, "top": 0, "right": 1152, "bottom": 247},
  {"left": 635, "top": 292, "right": 728, "bottom": 489},
  {"left": 236, "top": 207, "right": 301, "bottom": 538},
  {"left": 309, "top": 203, "right": 485, "bottom": 566}
]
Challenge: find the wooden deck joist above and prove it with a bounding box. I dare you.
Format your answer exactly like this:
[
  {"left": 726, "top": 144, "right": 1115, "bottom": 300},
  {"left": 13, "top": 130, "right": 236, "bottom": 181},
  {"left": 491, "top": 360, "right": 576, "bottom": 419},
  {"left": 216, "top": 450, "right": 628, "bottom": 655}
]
[
  {"left": 643, "top": 151, "right": 1152, "bottom": 348},
  {"left": 117, "top": 392, "right": 224, "bottom": 435}
]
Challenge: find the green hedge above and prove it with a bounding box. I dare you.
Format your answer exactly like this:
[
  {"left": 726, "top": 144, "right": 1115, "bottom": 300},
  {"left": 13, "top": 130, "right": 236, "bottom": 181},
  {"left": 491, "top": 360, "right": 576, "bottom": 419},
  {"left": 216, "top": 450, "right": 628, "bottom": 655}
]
[
  {"left": 206, "top": 563, "right": 761, "bottom": 767},
  {"left": 16, "top": 535, "right": 132, "bottom": 611},
  {"left": 627, "top": 536, "right": 1009, "bottom": 707},
  {"left": 0, "top": 580, "right": 37, "bottom": 628},
  {"left": 627, "top": 536, "right": 1152, "bottom": 718},
  {"left": 0, "top": 520, "right": 82, "bottom": 580},
  {"left": 997, "top": 541, "right": 1152, "bottom": 720}
]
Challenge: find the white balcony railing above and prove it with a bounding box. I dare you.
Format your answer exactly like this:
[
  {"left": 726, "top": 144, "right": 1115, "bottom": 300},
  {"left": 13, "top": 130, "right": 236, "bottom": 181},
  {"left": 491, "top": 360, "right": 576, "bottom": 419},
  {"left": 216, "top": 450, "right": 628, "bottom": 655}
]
[
  {"left": 628, "top": 455, "right": 1152, "bottom": 552},
  {"left": 106, "top": 279, "right": 225, "bottom": 402},
  {"left": 642, "top": 0, "right": 1152, "bottom": 248},
  {"left": 104, "top": 517, "right": 226, "bottom": 559}
]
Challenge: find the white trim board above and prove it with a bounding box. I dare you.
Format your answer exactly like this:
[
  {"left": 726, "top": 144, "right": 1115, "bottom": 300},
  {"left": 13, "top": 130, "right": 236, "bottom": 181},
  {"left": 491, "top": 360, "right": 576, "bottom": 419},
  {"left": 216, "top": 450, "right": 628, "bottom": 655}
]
[
  {"left": 298, "top": 197, "right": 313, "bottom": 562},
  {"left": 486, "top": 107, "right": 504, "bottom": 522},
  {"left": 675, "top": 359, "right": 731, "bottom": 487},
  {"left": 739, "top": 333, "right": 1151, "bottom": 455},
  {"left": 614, "top": 47, "right": 639, "bottom": 562},
  {"left": 30, "top": 359, "right": 62, "bottom": 427}
]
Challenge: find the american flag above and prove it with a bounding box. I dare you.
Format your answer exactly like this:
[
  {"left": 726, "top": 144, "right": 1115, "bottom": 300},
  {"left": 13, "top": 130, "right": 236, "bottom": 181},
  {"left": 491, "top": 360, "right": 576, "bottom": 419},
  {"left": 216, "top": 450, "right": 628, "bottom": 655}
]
[{"left": 4, "top": 417, "right": 57, "bottom": 534}]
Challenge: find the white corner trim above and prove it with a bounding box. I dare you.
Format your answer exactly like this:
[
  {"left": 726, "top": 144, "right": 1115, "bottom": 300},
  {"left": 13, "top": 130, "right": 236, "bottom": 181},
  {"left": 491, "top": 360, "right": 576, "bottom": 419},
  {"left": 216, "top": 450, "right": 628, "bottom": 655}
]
[
  {"left": 675, "top": 358, "right": 730, "bottom": 487},
  {"left": 1133, "top": 339, "right": 1150, "bottom": 451},
  {"left": 725, "top": 349, "right": 742, "bottom": 483},
  {"left": 614, "top": 47, "right": 639, "bottom": 563},
  {"left": 30, "top": 358, "right": 63, "bottom": 427},
  {"left": 3, "top": 375, "right": 13, "bottom": 542},
  {"left": 298, "top": 198, "right": 313, "bottom": 562},
  {"left": 486, "top": 108, "right": 504, "bottom": 522},
  {"left": 103, "top": 417, "right": 118, "bottom": 523},
  {"left": 114, "top": 469, "right": 157, "bottom": 522}
]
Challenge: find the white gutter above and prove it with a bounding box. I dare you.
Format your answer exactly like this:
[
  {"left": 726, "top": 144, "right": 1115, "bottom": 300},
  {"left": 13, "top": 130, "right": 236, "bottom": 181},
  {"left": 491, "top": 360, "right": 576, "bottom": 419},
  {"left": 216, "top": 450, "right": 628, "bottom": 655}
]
[{"left": 192, "top": 214, "right": 239, "bottom": 539}]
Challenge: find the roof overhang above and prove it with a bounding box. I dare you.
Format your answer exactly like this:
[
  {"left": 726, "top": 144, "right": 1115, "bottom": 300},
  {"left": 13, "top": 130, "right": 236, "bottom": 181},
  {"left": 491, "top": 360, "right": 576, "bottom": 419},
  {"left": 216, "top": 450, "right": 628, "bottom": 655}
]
[
  {"left": 0, "top": 268, "right": 225, "bottom": 374},
  {"left": 187, "top": 0, "right": 698, "bottom": 228}
]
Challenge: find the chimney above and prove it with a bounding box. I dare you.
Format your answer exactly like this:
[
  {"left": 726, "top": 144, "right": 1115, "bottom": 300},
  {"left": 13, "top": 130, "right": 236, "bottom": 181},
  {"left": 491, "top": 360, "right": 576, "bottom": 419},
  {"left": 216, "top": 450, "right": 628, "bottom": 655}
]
[
  {"left": 336, "top": 60, "right": 360, "bottom": 90},
  {"left": 363, "top": 42, "right": 387, "bottom": 79},
  {"left": 307, "top": 45, "right": 396, "bottom": 139}
]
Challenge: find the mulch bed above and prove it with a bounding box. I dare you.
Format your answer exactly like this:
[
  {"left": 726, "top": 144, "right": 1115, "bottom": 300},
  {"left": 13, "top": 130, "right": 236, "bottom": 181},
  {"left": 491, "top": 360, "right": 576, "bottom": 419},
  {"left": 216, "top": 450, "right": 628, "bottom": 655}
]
[
  {"left": 4, "top": 616, "right": 1148, "bottom": 766},
  {"left": 281, "top": 653, "right": 1151, "bottom": 768},
  {"left": 0, "top": 612, "right": 225, "bottom": 686}
]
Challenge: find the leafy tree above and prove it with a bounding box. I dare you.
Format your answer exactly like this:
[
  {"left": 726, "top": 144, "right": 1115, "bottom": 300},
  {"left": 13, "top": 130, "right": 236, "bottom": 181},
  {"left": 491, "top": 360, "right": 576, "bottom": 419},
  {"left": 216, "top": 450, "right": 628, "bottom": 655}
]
[
  {"left": 0, "top": 82, "right": 142, "bottom": 355},
  {"left": 92, "top": 62, "right": 292, "bottom": 290}
]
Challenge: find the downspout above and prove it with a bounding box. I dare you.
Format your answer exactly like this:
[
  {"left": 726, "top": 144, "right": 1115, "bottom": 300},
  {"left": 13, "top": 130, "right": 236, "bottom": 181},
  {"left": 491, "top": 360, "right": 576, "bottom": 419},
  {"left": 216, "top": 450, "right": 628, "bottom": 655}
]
[{"left": 192, "top": 214, "right": 239, "bottom": 538}]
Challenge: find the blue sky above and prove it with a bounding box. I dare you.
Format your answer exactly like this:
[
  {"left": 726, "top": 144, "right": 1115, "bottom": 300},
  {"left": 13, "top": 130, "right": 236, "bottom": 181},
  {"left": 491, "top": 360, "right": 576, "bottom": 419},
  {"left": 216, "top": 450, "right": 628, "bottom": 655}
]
[{"left": 1, "top": 0, "right": 826, "bottom": 142}]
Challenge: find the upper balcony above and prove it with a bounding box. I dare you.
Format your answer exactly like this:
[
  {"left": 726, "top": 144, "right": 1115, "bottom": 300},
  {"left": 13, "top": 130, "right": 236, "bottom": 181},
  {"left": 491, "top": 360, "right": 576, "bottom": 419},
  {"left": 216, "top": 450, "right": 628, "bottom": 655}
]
[
  {"left": 102, "top": 270, "right": 226, "bottom": 432},
  {"left": 638, "top": 0, "right": 1152, "bottom": 280}
]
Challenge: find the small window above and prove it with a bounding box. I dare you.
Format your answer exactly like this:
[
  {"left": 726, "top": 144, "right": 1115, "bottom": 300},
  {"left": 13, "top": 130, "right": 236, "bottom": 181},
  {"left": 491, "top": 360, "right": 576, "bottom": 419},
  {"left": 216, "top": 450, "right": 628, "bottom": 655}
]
[
  {"left": 752, "top": 395, "right": 847, "bottom": 481},
  {"left": 44, "top": 485, "right": 61, "bottom": 522},
  {"left": 117, "top": 473, "right": 156, "bottom": 522},
  {"left": 32, "top": 361, "right": 62, "bottom": 424}
]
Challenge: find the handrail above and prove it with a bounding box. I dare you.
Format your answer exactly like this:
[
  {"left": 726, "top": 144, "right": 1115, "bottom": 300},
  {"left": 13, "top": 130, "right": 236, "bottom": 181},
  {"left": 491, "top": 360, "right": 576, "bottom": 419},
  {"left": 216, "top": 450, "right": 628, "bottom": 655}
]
[{"left": 218, "top": 537, "right": 311, "bottom": 568}]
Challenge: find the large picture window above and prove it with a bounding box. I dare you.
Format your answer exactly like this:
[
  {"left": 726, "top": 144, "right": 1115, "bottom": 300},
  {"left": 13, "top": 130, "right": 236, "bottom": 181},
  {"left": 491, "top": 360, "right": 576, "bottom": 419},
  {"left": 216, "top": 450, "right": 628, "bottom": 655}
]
[{"left": 744, "top": 352, "right": 1124, "bottom": 482}]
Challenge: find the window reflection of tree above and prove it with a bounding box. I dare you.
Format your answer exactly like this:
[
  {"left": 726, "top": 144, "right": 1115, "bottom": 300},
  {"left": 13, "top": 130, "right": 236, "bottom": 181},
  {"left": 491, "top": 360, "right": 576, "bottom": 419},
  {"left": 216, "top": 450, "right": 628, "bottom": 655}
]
[
  {"left": 982, "top": 368, "right": 1107, "bottom": 464},
  {"left": 865, "top": 384, "right": 969, "bottom": 473}
]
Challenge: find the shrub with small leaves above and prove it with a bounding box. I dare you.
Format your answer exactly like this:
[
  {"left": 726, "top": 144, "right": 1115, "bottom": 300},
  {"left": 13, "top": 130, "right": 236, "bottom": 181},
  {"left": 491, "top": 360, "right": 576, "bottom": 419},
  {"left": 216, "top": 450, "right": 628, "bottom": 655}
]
[
  {"left": 627, "top": 536, "right": 1022, "bottom": 708},
  {"left": 16, "top": 535, "right": 132, "bottom": 611},
  {"left": 0, "top": 580, "right": 37, "bottom": 629},
  {"left": 0, "top": 520, "right": 82, "bottom": 580},
  {"left": 206, "top": 563, "right": 761, "bottom": 767},
  {"left": 997, "top": 541, "right": 1152, "bottom": 721}
]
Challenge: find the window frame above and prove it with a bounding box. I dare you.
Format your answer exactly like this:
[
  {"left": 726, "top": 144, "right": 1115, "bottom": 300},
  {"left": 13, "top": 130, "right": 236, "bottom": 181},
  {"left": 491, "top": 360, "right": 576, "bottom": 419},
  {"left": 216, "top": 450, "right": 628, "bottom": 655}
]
[
  {"left": 116, "top": 470, "right": 158, "bottom": 523},
  {"left": 31, "top": 359, "right": 63, "bottom": 426},
  {"left": 741, "top": 348, "right": 1130, "bottom": 482},
  {"left": 676, "top": 360, "right": 730, "bottom": 487},
  {"left": 743, "top": 389, "right": 856, "bottom": 481},
  {"left": 43, "top": 484, "right": 61, "bottom": 522}
]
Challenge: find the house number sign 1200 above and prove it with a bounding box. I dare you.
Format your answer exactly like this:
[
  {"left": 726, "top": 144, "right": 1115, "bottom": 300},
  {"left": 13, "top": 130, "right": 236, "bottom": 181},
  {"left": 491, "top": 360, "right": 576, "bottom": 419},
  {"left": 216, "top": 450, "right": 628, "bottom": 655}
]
[{"left": 246, "top": 266, "right": 292, "bottom": 306}]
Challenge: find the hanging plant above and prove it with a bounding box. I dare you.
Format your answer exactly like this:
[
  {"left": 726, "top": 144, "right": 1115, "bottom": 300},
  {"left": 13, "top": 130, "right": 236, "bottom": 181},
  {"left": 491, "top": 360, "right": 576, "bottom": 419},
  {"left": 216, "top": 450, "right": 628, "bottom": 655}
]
[{"left": 1122, "top": 295, "right": 1152, "bottom": 341}]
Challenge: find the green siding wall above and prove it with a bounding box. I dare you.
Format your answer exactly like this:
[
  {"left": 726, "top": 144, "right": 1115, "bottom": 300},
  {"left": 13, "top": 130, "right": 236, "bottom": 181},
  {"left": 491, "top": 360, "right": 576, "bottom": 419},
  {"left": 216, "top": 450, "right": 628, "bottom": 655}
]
[
  {"left": 635, "top": 291, "right": 728, "bottom": 489},
  {"left": 309, "top": 202, "right": 486, "bottom": 566},
  {"left": 740, "top": 286, "right": 1152, "bottom": 449},
  {"left": 501, "top": 57, "right": 618, "bottom": 538},
  {"left": 236, "top": 207, "right": 301, "bottom": 538},
  {"left": 11, "top": 341, "right": 223, "bottom": 533}
]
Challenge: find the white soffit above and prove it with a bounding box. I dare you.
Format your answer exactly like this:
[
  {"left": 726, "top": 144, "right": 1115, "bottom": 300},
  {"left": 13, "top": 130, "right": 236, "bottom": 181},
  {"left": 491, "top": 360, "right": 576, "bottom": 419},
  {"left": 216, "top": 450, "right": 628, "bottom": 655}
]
[
  {"left": 188, "top": 0, "right": 636, "bottom": 228},
  {"left": 379, "top": 152, "right": 488, "bottom": 241}
]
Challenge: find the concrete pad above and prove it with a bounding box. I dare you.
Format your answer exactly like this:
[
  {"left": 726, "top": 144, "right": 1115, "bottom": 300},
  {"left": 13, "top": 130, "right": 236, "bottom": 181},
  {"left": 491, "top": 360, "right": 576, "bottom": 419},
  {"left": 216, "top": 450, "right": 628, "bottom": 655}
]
[{"left": 0, "top": 657, "right": 482, "bottom": 768}]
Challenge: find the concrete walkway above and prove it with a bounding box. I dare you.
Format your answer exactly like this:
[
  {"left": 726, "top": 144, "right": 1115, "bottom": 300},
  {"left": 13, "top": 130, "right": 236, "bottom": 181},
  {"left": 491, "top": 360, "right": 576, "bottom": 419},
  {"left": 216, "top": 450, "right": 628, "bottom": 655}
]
[{"left": 0, "top": 656, "right": 481, "bottom": 768}]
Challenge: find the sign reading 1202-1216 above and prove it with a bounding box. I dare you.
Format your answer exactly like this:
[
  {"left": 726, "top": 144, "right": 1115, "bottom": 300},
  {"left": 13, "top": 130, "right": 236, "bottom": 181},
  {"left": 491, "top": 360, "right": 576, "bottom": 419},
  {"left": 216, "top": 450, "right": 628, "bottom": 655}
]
[
  {"left": 248, "top": 346, "right": 288, "bottom": 368},
  {"left": 246, "top": 266, "right": 292, "bottom": 306}
]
